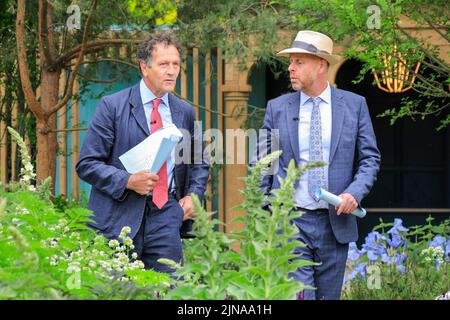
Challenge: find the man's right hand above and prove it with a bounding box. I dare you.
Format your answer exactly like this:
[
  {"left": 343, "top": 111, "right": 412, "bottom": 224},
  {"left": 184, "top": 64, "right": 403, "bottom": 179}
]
[{"left": 126, "top": 171, "right": 159, "bottom": 195}]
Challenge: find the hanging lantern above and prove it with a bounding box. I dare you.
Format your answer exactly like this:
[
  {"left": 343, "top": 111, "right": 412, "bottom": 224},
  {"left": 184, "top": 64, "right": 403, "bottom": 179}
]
[{"left": 372, "top": 44, "right": 421, "bottom": 93}]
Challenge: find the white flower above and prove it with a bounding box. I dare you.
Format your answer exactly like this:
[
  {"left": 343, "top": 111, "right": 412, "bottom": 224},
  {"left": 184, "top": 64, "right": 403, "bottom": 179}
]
[
  {"left": 123, "top": 238, "right": 133, "bottom": 247},
  {"left": 28, "top": 185, "right": 36, "bottom": 192},
  {"left": 25, "top": 163, "right": 34, "bottom": 171},
  {"left": 119, "top": 226, "right": 132, "bottom": 239},
  {"left": 21, "top": 175, "right": 31, "bottom": 182},
  {"left": 108, "top": 239, "right": 120, "bottom": 248},
  {"left": 118, "top": 254, "right": 130, "bottom": 264},
  {"left": 132, "top": 260, "right": 145, "bottom": 269},
  {"left": 116, "top": 245, "right": 126, "bottom": 252},
  {"left": 131, "top": 252, "right": 138, "bottom": 260},
  {"left": 67, "top": 263, "right": 81, "bottom": 273},
  {"left": 435, "top": 291, "right": 450, "bottom": 300}
]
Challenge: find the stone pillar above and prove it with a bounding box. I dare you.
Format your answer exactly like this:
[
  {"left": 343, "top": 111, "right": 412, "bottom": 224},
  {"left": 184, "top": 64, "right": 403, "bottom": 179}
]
[{"left": 221, "top": 62, "right": 252, "bottom": 234}]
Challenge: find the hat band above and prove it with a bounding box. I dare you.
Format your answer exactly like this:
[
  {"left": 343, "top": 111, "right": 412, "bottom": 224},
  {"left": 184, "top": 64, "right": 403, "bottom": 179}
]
[{"left": 292, "top": 40, "right": 330, "bottom": 55}]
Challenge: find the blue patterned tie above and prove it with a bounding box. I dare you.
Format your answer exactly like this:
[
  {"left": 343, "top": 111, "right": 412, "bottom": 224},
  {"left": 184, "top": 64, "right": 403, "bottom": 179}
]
[{"left": 308, "top": 97, "right": 327, "bottom": 201}]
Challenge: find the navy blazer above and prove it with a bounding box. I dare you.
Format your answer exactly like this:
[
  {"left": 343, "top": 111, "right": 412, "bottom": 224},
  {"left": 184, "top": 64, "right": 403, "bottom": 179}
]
[
  {"left": 76, "top": 83, "right": 210, "bottom": 240},
  {"left": 256, "top": 87, "right": 381, "bottom": 243}
]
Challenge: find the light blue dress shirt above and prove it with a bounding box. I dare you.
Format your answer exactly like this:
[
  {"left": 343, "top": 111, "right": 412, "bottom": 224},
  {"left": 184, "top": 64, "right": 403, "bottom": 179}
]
[
  {"left": 294, "top": 83, "right": 332, "bottom": 209},
  {"left": 139, "top": 79, "right": 175, "bottom": 190}
]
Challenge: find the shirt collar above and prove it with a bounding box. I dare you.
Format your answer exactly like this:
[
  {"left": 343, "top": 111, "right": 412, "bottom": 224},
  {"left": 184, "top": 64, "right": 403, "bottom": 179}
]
[
  {"left": 140, "top": 79, "right": 170, "bottom": 107},
  {"left": 300, "top": 82, "right": 331, "bottom": 106}
]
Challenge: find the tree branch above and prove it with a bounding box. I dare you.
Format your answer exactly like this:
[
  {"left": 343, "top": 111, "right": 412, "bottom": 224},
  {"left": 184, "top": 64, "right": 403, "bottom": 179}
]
[
  {"left": 16, "top": 0, "right": 43, "bottom": 119},
  {"left": 56, "top": 39, "right": 142, "bottom": 65},
  {"left": 77, "top": 57, "right": 139, "bottom": 70},
  {"left": 38, "top": 0, "right": 55, "bottom": 68},
  {"left": 47, "top": 0, "right": 98, "bottom": 117},
  {"left": 397, "top": 26, "right": 449, "bottom": 72},
  {"left": 45, "top": 1, "right": 57, "bottom": 65},
  {"left": 423, "top": 16, "right": 450, "bottom": 43},
  {"left": 76, "top": 71, "right": 124, "bottom": 83}
]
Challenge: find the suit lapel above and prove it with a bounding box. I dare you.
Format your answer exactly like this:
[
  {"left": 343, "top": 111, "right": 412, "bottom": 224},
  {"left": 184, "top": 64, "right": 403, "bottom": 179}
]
[
  {"left": 285, "top": 92, "right": 301, "bottom": 165},
  {"left": 329, "top": 87, "right": 345, "bottom": 163},
  {"left": 168, "top": 93, "right": 186, "bottom": 129},
  {"left": 129, "top": 84, "right": 150, "bottom": 136},
  {"left": 168, "top": 94, "right": 187, "bottom": 178}
]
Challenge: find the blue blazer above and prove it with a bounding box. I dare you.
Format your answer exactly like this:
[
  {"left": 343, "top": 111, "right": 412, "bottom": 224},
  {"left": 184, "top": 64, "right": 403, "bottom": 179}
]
[
  {"left": 258, "top": 87, "right": 381, "bottom": 243},
  {"left": 76, "top": 83, "right": 210, "bottom": 240}
]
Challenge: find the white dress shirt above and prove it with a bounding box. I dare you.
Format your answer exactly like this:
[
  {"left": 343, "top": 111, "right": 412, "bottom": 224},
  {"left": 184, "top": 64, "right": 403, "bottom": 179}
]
[{"left": 294, "top": 83, "right": 332, "bottom": 209}]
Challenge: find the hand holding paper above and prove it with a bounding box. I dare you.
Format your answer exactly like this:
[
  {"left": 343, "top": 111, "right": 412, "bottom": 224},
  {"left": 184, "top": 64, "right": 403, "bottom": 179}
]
[
  {"left": 119, "top": 124, "right": 183, "bottom": 174},
  {"left": 315, "top": 188, "right": 366, "bottom": 218}
]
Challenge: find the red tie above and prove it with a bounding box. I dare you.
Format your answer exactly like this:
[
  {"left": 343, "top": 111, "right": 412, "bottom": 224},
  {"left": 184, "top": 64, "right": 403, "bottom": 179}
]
[{"left": 151, "top": 98, "right": 168, "bottom": 209}]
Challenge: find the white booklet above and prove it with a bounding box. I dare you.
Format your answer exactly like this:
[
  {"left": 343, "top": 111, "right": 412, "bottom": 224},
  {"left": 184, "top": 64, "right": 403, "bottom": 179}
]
[{"left": 119, "top": 124, "right": 183, "bottom": 174}]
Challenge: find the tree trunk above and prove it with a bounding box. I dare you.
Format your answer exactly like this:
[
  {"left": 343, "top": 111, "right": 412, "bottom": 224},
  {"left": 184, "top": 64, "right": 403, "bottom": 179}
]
[{"left": 36, "top": 68, "right": 60, "bottom": 189}]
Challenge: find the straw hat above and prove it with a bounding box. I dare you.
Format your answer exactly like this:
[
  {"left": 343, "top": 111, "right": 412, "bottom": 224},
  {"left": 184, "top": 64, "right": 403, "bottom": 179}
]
[{"left": 277, "top": 30, "right": 342, "bottom": 65}]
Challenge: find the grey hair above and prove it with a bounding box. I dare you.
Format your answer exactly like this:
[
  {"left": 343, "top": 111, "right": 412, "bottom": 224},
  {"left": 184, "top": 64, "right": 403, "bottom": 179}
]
[{"left": 137, "top": 30, "right": 183, "bottom": 67}]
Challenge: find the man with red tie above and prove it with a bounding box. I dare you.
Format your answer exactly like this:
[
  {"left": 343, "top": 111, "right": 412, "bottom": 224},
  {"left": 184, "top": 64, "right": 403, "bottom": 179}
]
[{"left": 76, "top": 31, "right": 210, "bottom": 273}]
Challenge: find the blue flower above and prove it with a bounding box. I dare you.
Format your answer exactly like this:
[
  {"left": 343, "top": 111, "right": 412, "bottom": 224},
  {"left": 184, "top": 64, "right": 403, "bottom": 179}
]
[
  {"left": 348, "top": 242, "right": 362, "bottom": 262},
  {"left": 387, "top": 231, "right": 405, "bottom": 249},
  {"left": 363, "top": 231, "right": 382, "bottom": 250},
  {"left": 394, "top": 253, "right": 407, "bottom": 274},
  {"left": 347, "top": 271, "right": 357, "bottom": 282},
  {"left": 445, "top": 241, "right": 450, "bottom": 262},
  {"left": 396, "top": 264, "right": 406, "bottom": 274},
  {"left": 429, "top": 236, "right": 447, "bottom": 248},
  {"left": 347, "top": 262, "right": 367, "bottom": 282},
  {"left": 435, "top": 256, "right": 441, "bottom": 270},
  {"left": 354, "top": 263, "right": 367, "bottom": 278},
  {"left": 388, "top": 218, "right": 409, "bottom": 234},
  {"left": 381, "top": 253, "right": 392, "bottom": 264},
  {"left": 367, "top": 250, "right": 379, "bottom": 261}
]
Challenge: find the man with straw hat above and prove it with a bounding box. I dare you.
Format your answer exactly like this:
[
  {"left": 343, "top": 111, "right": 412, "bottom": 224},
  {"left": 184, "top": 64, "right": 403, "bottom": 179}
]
[{"left": 255, "top": 30, "right": 381, "bottom": 299}]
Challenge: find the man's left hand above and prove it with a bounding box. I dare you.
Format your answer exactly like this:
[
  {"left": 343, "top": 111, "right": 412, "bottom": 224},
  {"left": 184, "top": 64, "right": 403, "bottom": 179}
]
[
  {"left": 336, "top": 193, "right": 358, "bottom": 215},
  {"left": 179, "top": 195, "right": 195, "bottom": 221}
]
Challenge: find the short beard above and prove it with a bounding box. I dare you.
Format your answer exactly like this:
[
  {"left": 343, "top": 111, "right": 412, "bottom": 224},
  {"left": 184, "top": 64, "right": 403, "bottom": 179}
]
[{"left": 291, "top": 81, "right": 303, "bottom": 92}]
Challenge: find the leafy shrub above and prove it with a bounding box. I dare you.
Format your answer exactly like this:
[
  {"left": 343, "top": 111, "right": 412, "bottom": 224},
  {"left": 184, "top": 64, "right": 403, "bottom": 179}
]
[
  {"left": 164, "top": 152, "right": 321, "bottom": 299},
  {"left": 0, "top": 128, "right": 170, "bottom": 299}
]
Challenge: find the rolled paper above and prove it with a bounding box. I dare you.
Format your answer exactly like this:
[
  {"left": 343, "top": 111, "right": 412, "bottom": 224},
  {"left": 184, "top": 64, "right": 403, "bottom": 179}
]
[{"left": 315, "top": 188, "right": 366, "bottom": 218}]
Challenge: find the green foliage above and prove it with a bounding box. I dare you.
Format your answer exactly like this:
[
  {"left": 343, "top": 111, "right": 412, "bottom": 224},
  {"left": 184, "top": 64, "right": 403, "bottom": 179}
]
[
  {"left": 0, "top": 189, "right": 172, "bottom": 299},
  {"left": 0, "top": 130, "right": 171, "bottom": 299},
  {"left": 165, "top": 152, "right": 322, "bottom": 300}
]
